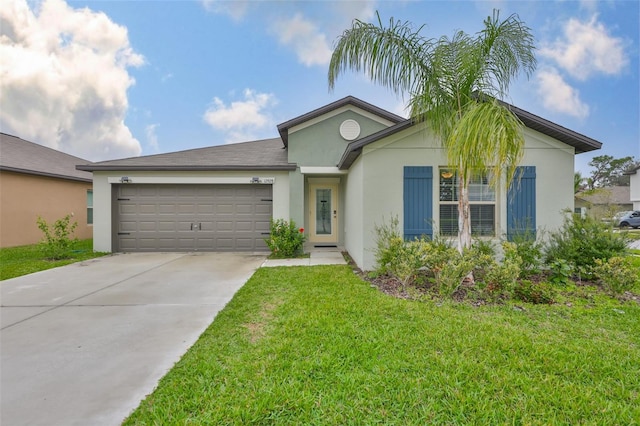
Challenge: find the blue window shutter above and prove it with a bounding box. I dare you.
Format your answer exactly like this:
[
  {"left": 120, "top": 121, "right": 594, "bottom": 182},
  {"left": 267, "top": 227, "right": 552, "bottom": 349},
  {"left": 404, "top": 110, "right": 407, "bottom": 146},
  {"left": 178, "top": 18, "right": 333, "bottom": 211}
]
[
  {"left": 507, "top": 166, "right": 536, "bottom": 240},
  {"left": 403, "top": 166, "right": 433, "bottom": 240}
]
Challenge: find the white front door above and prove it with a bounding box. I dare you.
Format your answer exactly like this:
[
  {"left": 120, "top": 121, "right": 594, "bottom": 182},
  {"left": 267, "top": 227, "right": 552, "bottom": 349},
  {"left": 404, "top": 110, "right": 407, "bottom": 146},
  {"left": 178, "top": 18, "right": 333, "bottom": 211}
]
[{"left": 309, "top": 184, "right": 338, "bottom": 244}]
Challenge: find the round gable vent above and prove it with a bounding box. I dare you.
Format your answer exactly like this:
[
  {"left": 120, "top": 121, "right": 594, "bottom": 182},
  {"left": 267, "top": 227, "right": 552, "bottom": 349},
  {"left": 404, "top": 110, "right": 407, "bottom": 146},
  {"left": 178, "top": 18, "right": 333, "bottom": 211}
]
[{"left": 339, "top": 119, "right": 361, "bottom": 141}]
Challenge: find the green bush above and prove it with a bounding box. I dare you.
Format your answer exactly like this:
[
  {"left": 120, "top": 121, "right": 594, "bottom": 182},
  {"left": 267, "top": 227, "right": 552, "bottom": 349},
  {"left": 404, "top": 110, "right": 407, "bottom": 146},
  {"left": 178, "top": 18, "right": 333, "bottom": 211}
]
[
  {"left": 373, "top": 216, "right": 403, "bottom": 275},
  {"left": 480, "top": 242, "right": 522, "bottom": 300},
  {"left": 36, "top": 214, "right": 78, "bottom": 260},
  {"left": 592, "top": 257, "right": 640, "bottom": 295},
  {"left": 508, "top": 233, "right": 544, "bottom": 277},
  {"left": 388, "top": 238, "right": 432, "bottom": 290},
  {"left": 545, "top": 213, "right": 629, "bottom": 277},
  {"left": 264, "top": 219, "right": 305, "bottom": 258},
  {"left": 513, "top": 280, "right": 556, "bottom": 304},
  {"left": 548, "top": 259, "right": 572, "bottom": 286}
]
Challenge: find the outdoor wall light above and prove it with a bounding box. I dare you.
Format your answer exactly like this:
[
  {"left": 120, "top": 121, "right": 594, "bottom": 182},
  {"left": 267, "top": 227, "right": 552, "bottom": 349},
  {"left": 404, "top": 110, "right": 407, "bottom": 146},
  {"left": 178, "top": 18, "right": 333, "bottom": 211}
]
[{"left": 120, "top": 176, "right": 132, "bottom": 183}]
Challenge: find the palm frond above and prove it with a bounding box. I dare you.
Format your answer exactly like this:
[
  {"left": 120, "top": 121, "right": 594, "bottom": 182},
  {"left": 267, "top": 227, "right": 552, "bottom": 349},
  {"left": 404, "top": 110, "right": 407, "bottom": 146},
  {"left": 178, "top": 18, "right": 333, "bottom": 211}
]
[
  {"left": 446, "top": 99, "right": 525, "bottom": 188},
  {"left": 328, "top": 12, "right": 434, "bottom": 96}
]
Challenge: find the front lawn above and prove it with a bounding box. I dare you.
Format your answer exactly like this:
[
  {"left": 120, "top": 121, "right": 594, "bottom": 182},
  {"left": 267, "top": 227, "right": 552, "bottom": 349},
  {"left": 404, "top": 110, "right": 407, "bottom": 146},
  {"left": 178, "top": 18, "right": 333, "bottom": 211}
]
[
  {"left": 125, "top": 265, "right": 640, "bottom": 425},
  {"left": 0, "top": 239, "right": 108, "bottom": 280}
]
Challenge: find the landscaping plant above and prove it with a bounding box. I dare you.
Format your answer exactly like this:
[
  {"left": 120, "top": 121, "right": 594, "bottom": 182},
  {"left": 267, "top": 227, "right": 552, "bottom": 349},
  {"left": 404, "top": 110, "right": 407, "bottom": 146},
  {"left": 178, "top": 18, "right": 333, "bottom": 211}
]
[
  {"left": 264, "top": 219, "right": 305, "bottom": 258},
  {"left": 592, "top": 256, "right": 640, "bottom": 295},
  {"left": 545, "top": 213, "right": 629, "bottom": 277},
  {"left": 36, "top": 214, "right": 79, "bottom": 260}
]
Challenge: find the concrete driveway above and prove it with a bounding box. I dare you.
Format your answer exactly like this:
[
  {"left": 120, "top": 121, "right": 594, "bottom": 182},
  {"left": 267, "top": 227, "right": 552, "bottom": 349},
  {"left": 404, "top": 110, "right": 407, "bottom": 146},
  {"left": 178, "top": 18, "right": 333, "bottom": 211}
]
[{"left": 1, "top": 252, "right": 265, "bottom": 426}]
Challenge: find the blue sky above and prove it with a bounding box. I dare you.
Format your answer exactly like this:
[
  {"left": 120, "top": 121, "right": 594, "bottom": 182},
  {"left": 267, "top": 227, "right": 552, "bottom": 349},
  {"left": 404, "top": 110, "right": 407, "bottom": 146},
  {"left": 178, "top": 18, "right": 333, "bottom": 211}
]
[{"left": 1, "top": 0, "right": 638, "bottom": 176}]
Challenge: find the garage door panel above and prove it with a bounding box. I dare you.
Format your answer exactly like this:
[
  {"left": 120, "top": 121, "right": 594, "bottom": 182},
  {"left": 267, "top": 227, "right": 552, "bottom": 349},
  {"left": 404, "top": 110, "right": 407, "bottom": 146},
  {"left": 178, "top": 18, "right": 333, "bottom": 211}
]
[{"left": 115, "top": 184, "right": 272, "bottom": 251}]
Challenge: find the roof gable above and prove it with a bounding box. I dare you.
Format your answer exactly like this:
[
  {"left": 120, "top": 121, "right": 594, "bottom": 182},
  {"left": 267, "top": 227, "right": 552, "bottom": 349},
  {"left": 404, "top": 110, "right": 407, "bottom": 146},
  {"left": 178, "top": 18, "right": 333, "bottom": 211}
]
[
  {"left": 277, "top": 96, "right": 405, "bottom": 147},
  {"left": 0, "top": 133, "right": 92, "bottom": 182}
]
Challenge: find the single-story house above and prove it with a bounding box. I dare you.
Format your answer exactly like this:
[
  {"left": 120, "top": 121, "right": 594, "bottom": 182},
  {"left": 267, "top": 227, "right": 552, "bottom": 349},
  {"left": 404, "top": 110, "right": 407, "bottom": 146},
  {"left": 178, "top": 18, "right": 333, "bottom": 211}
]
[
  {"left": 575, "top": 186, "right": 632, "bottom": 219},
  {"left": 0, "top": 133, "right": 94, "bottom": 248},
  {"left": 625, "top": 165, "right": 640, "bottom": 210},
  {"left": 78, "top": 96, "right": 602, "bottom": 270}
]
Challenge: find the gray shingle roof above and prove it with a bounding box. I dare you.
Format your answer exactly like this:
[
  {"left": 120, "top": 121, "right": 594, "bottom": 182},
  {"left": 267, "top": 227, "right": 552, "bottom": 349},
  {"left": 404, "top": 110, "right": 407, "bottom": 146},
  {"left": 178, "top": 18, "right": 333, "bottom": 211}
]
[
  {"left": 576, "top": 186, "right": 631, "bottom": 205},
  {"left": 0, "top": 133, "right": 92, "bottom": 182},
  {"left": 77, "top": 138, "right": 295, "bottom": 171}
]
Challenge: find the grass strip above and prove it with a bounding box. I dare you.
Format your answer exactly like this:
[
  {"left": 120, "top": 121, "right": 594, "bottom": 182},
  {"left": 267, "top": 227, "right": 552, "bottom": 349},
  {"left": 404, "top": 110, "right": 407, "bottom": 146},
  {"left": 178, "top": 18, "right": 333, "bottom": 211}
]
[{"left": 0, "top": 239, "right": 108, "bottom": 280}]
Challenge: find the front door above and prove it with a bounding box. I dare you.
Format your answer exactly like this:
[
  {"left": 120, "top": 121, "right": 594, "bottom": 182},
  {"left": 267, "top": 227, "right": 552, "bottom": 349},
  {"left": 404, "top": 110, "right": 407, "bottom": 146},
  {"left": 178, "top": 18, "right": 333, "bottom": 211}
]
[{"left": 309, "top": 184, "right": 338, "bottom": 245}]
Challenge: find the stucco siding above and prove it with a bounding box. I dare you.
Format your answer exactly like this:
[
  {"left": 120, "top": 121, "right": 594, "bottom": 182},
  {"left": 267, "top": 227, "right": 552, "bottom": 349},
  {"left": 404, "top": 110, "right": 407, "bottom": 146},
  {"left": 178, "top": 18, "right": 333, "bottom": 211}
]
[
  {"left": 91, "top": 170, "right": 289, "bottom": 252},
  {"left": 516, "top": 128, "right": 575, "bottom": 234},
  {"left": 343, "top": 157, "right": 364, "bottom": 267},
  {"left": 0, "top": 171, "right": 93, "bottom": 248},
  {"left": 630, "top": 173, "right": 640, "bottom": 210},
  {"left": 288, "top": 110, "right": 390, "bottom": 167},
  {"left": 354, "top": 123, "right": 577, "bottom": 271}
]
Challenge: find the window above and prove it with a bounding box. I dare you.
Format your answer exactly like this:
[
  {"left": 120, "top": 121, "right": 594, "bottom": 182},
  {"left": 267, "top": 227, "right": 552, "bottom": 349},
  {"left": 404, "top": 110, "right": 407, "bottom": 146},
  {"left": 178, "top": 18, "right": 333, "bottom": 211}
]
[
  {"left": 439, "top": 168, "right": 495, "bottom": 236},
  {"left": 87, "top": 190, "right": 93, "bottom": 225}
]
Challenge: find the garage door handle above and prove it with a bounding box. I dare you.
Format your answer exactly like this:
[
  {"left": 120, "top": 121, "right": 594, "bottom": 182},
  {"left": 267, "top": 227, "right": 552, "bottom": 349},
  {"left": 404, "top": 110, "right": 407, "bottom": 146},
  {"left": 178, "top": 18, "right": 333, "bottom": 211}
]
[
  {"left": 118, "top": 232, "right": 130, "bottom": 235},
  {"left": 261, "top": 232, "right": 270, "bottom": 235},
  {"left": 117, "top": 198, "right": 130, "bottom": 201},
  {"left": 261, "top": 199, "right": 273, "bottom": 202}
]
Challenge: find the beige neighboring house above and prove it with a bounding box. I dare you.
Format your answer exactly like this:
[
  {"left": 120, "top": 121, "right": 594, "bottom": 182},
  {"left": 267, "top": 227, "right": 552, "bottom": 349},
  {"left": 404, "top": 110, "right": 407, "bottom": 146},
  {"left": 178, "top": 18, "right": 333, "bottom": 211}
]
[
  {"left": 626, "top": 165, "right": 640, "bottom": 210},
  {"left": 0, "top": 133, "right": 93, "bottom": 248},
  {"left": 575, "top": 186, "right": 632, "bottom": 219}
]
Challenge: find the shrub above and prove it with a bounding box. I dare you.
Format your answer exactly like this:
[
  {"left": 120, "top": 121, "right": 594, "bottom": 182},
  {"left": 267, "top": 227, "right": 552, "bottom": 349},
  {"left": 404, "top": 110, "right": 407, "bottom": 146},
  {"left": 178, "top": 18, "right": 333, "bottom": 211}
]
[
  {"left": 514, "top": 280, "right": 556, "bottom": 304},
  {"left": 545, "top": 213, "right": 629, "bottom": 276},
  {"left": 509, "top": 233, "right": 544, "bottom": 278},
  {"left": 592, "top": 257, "right": 640, "bottom": 295},
  {"left": 435, "top": 253, "right": 475, "bottom": 297},
  {"left": 388, "top": 238, "right": 432, "bottom": 290},
  {"left": 481, "top": 242, "right": 522, "bottom": 300},
  {"left": 373, "top": 216, "right": 403, "bottom": 275},
  {"left": 37, "top": 214, "right": 79, "bottom": 260},
  {"left": 548, "top": 259, "right": 572, "bottom": 286},
  {"left": 264, "top": 219, "right": 305, "bottom": 258}
]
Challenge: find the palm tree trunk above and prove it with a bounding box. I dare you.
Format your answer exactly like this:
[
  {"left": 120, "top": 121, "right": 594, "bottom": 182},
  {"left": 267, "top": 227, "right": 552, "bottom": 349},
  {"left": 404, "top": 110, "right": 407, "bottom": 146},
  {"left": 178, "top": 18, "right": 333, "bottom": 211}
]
[{"left": 457, "top": 175, "right": 472, "bottom": 254}]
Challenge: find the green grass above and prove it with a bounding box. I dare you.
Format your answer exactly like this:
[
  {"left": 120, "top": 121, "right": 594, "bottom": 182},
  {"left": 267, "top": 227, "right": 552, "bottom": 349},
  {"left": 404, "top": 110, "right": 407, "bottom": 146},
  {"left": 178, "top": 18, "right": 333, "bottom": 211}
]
[
  {"left": 0, "top": 239, "right": 108, "bottom": 280},
  {"left": 125, "top": 266, "right": 640, "bottom": 425}
]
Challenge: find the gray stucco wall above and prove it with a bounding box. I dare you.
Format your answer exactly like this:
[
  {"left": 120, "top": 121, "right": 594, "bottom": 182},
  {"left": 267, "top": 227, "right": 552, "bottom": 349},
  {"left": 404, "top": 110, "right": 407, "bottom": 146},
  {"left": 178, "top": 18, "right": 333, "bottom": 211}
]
[{"left": 353, "top": 123, "right": 576, "bottom": 271}]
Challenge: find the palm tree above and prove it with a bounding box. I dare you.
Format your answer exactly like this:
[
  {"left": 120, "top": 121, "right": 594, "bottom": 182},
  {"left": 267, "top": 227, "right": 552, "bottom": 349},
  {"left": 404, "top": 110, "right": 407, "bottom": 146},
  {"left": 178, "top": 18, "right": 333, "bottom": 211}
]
[
  {"left": 574, "top": 171, "right": 585, "bottom": 194},
  {"left": 329, "top": 10, "right": 536, "bottom": 252}
]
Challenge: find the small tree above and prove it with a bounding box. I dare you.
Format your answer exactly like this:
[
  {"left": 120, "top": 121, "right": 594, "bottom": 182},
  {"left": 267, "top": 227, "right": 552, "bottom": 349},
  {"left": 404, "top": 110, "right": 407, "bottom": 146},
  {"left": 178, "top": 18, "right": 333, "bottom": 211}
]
[{"left": 37, "top": 214, "right": 79, "bottom": 260}]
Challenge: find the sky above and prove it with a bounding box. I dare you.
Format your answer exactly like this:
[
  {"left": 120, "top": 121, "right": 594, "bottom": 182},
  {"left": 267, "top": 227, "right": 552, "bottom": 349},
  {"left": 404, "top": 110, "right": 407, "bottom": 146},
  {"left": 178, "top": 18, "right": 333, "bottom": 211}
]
[{"left": 1, "top": 0, "right": 638, "bottom": 176}]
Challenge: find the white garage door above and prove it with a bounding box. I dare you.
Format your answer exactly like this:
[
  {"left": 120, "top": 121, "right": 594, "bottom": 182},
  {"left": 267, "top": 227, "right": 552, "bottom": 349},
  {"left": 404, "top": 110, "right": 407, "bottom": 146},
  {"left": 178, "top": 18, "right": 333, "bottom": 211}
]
[{"left": 114, "top": 184, "right": 272, "bottom": 252}]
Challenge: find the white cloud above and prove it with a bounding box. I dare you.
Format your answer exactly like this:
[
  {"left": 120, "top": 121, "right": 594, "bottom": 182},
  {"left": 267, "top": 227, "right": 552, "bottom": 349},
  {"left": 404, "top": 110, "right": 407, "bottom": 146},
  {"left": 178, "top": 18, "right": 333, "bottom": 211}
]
[
  {"left": 203, "top": 89, "right": 277, "bottom": 143},
  {"left": 536, "top": 68, "right": 590, "bottom": 119},
  {"left": 271, "top": 13, "right": 333, "bottom": 67},
  {"left": 540, "top": 15, "right": 628, "bottom": 80},
  {"left": 145, "top": 123, "right": 159, "bottom": 151},
  {"left": 0, "top": 0, "right": 143, "bottom": 161},
  {"left": 201, "top": 0, "right": 249, "bottom": 21}
]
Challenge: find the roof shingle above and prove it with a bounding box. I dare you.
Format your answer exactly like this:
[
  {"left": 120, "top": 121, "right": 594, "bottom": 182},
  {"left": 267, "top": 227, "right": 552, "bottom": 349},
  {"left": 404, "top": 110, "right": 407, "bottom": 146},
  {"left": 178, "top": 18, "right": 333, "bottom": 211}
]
[{"left": 0, "top": 133, "right": 92, "bottom": 182}]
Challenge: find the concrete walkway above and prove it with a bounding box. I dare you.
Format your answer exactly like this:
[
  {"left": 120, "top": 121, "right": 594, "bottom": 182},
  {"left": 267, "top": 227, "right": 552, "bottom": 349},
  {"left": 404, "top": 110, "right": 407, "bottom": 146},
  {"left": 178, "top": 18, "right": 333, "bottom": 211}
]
[{"left": 261, "top": 248, "right": 347, "bottom": 267}]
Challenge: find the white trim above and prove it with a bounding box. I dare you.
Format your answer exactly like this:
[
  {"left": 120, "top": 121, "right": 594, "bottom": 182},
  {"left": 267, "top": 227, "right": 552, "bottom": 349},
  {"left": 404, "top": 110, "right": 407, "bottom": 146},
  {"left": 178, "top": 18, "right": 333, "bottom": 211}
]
[
  {"left": 106, "top": 176, "right": 275, "bottom": 184},
  {"left": 300, "top": 167, "right": 347, "bottom": 175},
  {"left": 308, "top": 177, "right": 341, "bottom": 184}
]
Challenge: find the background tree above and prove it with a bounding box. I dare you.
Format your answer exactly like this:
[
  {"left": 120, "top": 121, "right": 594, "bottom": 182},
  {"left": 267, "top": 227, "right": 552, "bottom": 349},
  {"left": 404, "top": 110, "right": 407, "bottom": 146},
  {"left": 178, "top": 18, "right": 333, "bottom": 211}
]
[
  {"left": 587, "top": 155, "right": 637, "bottom": 188},
  {"left": 329, "top": 10, "right": 536, "bottom": 253},
  {"left": 574, "top": 171, "right": 586, "bottom": 193}
]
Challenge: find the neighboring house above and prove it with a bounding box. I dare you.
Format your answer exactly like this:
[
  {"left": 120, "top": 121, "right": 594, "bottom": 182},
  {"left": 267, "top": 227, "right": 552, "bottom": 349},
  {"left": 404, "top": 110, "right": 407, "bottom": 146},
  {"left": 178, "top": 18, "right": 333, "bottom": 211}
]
[
  {"left": 0, "top": 133, "right": 94, "bottom": 248},
  {"left": 78, "top": 96, "right": 601, "bottom": 270},
  {"left": 575, "top": 186, "right": 632, "bottom": 219},
  {"left": 626, "top": 165, "right": 640, "bottom": 210}
]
